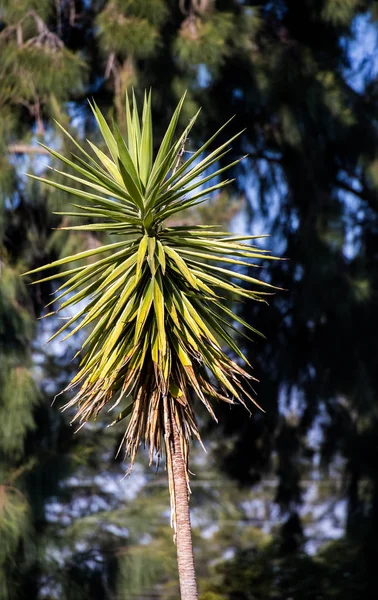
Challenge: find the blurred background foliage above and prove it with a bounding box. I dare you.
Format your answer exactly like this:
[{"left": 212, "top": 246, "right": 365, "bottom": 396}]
[{"left": 1, "top": 0, "right": 378, "bottom": 598}]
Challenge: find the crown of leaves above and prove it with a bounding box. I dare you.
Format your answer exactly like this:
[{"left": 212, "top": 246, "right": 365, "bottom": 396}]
[{"left": 24, "top": 91, "right": 278, "bottom": 522}]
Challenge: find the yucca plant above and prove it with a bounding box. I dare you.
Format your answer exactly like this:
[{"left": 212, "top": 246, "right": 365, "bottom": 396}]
[{"left": 23, "top": 92, "right": 278, "bottom": 600}]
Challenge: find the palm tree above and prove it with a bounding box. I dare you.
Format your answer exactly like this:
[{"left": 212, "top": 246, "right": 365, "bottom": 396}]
[{"left": 24, "top": 92, "right": 277, "bottom": 600}]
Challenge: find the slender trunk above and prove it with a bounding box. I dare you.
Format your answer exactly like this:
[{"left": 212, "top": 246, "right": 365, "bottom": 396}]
[{"left": 171, "top": 422, "right": 198, "bottom": 600}]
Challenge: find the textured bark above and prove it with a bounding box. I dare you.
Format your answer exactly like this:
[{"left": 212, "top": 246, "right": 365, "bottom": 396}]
[{"left": 171, "top": 423, "right": 198, "bottom": 600}]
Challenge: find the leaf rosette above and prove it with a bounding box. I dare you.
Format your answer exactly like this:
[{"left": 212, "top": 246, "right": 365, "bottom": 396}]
[{"left": 24, "top": 92, "right": 279, "bottom": 510}]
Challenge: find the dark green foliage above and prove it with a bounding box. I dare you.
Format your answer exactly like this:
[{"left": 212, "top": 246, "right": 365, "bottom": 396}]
[
  {"left": 205, "top": 536, "right": 369, "bottom": 600},
  {"left": 173, "top": 11, "right": 235, "bottom": 72},
  {"left": 97, "top": 0, "right": 168, "bottom": 59}
]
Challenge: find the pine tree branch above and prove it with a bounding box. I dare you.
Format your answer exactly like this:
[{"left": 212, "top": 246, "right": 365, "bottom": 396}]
[{"left": 8, "top": 144, "right": 50, "bottom": 155}]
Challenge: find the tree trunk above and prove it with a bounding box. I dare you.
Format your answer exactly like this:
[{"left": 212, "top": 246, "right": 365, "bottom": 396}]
[{"left": 171, "top": 423, "right": 198, "bottom": 600}]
